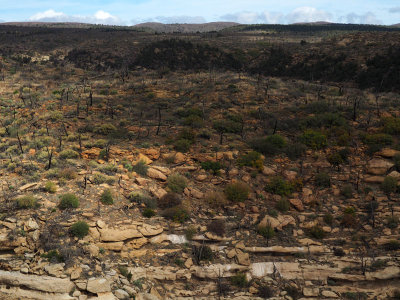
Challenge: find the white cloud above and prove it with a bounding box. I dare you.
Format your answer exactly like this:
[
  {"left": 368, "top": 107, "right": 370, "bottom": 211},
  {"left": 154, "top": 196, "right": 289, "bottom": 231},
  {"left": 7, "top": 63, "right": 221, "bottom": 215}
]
[
  {"left": 286, "top": 7, "right": 333, "bottom": 23},
  {"left": 342, "top": 12, "right": 382, "bottom": 24},
  {"left": 153, "top": 15, "right": 206, "bottom": 24},
  {"left": 220, "top": 11, "right": 283, "bottom": 24},
  {"left": 28, "top": 9, "right": 122, "bottom": 25},
  {"left": 29, "top": 9, "right": 66, "bottom": 21}
]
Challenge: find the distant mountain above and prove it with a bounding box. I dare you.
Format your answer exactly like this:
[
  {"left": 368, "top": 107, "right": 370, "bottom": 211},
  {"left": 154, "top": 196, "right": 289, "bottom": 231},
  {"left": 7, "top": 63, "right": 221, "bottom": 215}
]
[
  {"left": 291, "top": 21, "right": 333, "bottom": 25},
  {"left": 391, "top": 23, "right": 400, "bottom": 28},
  {"left": 133, "top": 22, "right": 239, "bottom": 33},
  {"left": 0, "top": 22, "right": 95, "bottom": 28}
]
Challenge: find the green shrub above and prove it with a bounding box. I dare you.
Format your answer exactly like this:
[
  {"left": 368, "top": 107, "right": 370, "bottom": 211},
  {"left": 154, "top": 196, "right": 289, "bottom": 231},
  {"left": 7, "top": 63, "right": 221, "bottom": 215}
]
[
  {"left": 167, "top": 173, "right": 187, "bottom": 193},
  {"left": 41, "top": 250, "right": 64, "bottom": 263},
  {"left": 383, "top": 117, "right": 400, "bottom": 135},
  {"left": 128, "top": 192, "right": 157, "bottom": 208},
  {"left": 250, "top": 134, "right": 286, "bottom": 156},
  {"left": 100, "top": 189, "right": 114, "bottom": 205},
  {"left": 162, "top": 206, "right": 189, "bottom": 223},
  {"left": 224, "top": 181, "right": 250, "bottom": 202},
  {"left": 207, "top": 219, "right": 225, "bottom": 236},
  {"left": 258, "top": 224, "right": 275, "bottom": 239},
  {"left": 118, "top": 266, "right": 132, "bottom": 281},
  {"left": 308, "top": 225, "right": 326, "bottom": 240},
  {"left": 230, "top": 273, "right": 248, "bottom": 288},
  {"left": 315, "top": 172, "right": 331, "bottom": 187},
  {"left": 44, "top": 181, "right": 57, "bottom": 193},
  {"left": 323, "top": 213, "right": 334, "bottom": 225},
  {"left": 394, "top": 154, "right": 400, "bottom": 171},
  {"left": 340, "top": 184, "right": 353, "bottom": 198},
  {"left": 59, "top": 149, "right": 79, "bottom": 159},
  {"left": 185, "top": 226, "right": 197, "bottom": 240},
  {"left": 94, "top": 123, "right": 117, "bottom": 135},
  {"left": 383, "top": 240, "right": 400, "bottom": 251},
  {"left": 58, "top": 193, "right": 79, "bottom": 209},
  {"left": 381, "top": 176, "right": 397, "bottom": 195},
  {"left": 284, "top": 143, "right": 307, "bottom": 160},
  {"left": 158, "top": 192, "right": 181, "bottom": 209},
  {"left": 387, "top": 216, "right": 399, "bottom": 229},
  {"left": 265, "top": 176, "right": 293, "bottom": 196},
  {"left": 142, "top": 208, "right": 156, "bottom": 218},
  {"left": 70, "top": 221, "right": 89, "bottom": 238},
  {"left": 192, "top": 245, "right": 213, "bottom": 261},
  {"left": 132, "top": 160, "right": 149, "bottom": 176},
  {"left": 327, "top": 152, "right": 344, "bottom": 169},
  {"left": 173, "top": 139, "right": 192, "bottom": 153},
  {"left": 237, "top": 151, "right": 264, "bottom": 170},
  {"left": 363, "top": 133, "right": 393, "bottom": 154},
  {"left": 201, "top": 161, "right": 223, "bottom": 175},
  {"left": 275, "top": 198, "right": 290, "bottom": 212},
  {"left": 16, "top": 195, "right": 38, "bottom": 209},
  {"left": 300, "top": 130, "right": 327, "bottom": 149},
  {"left": 204, "top": 191, "right": 228, "bottom": 208}
]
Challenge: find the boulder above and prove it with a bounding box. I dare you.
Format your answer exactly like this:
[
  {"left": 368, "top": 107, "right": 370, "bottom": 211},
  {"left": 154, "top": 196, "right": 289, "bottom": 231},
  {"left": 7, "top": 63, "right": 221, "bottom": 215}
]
[
  {"left": 147, "top": 168, "right": 167, "bottom": 181},
  {"left": 86, "top": 277, "right": 111, "bottom": 294},
  {"left": 367, "top": 159, "right": 394, "bottom": 175},
  {"left": 376, "top": 148, "right": 400, "bottom": 158},
  {"left": 99, "top": 228, "right": 142, "bottom": 242},
  {"left": 138, "top": 224, "right": 163, "bottom": 237},
  {"left": 289, "top": 198, "right": 304, "bottom": 211},
  {"left": 0, "top": 270, "right": 74, "bottom": 293}
]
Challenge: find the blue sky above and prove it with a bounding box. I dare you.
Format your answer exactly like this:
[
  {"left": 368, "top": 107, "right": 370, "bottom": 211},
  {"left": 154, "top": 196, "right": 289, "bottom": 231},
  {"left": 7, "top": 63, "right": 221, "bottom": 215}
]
[{"left": 0, "top": 0, "right": 399, "bottom": 25}]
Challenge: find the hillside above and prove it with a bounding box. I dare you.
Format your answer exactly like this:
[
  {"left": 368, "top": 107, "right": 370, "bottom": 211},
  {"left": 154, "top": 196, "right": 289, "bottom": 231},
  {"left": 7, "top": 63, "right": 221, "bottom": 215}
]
[
  {"left": 133, "top": 22, "right": 239, "bottom": 33},
  {"left": 0, "top": 25, "right": 399, "bottom": 300}
]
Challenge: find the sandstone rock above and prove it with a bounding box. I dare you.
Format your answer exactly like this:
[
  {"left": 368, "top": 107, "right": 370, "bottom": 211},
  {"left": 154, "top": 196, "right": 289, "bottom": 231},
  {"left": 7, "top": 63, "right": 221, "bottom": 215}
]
[
  {"left": 25, "top": 218, "right": 39, "bottom": 231},
  {"left": 136, "top": 293, "right": 160, "bottom": 300},
  {"left": 86, "top": 277, "right": 111, "bottom": 294},
  {"left": 196, "top": 174, "right": 208, "bottom": 181},
  {"left": 19, "top": 182, "right": 38, "bottom": 191},
  {"left": 376, "top": 148, "right": 400, "bottom": 158},
  {"left": 114, "top": 289, "right": 130, "bottom": 299},
  {"left": 125, "top": 237, "right": 148, "bottom": 249},
  {"left": 71, "top": 267, "right": 82, "bottom": 280},
  {"left": 367, "top": 159, "right": 394, "bottom": 175},
  {"left": 289, "top": 198, "right": 304, "bottom": 211},
  {"left": 149, "top": 185, "right": 167, "bottom": 199},
  {"left": 184, "top": 258, "right": 193, "bottom": 268},
  {"left": 44, "top": 263, "right": 64, "bottom": 277},
  {"left": 138, "top": 224, "right": 163, "bottom": 237},
  {"left": 174, "top": 152, "right": 186, "bottom": 163},
  {"left": 236, "top": 250, "right": 250, "bottom": 266},
  {"left": 366, "top": 266, "right": 400, "bottom": 280},
  {"left": 97, "top": 242, "right": 124, "bottom": 251},
  {"left": 262, "top": 167, "right": 276, "bottom": 176},
  {"left": 303, "top": 287, "right": 319, "bottom": 297},
  {"left": 0, "top": 270, "right": 74, "bottom": 293},
  {"left": 364, "top": 176, "right": 385, "bottom": 183},
  {"left": 192, "top": 264, "right": 248, "bottom": 279},
  {"left": 147, "top": 168, "right": 167, "bottom": 181},
  {"left": 322, "top": 290, "right": 338, "bottom": 298},
  {"left": 190, "top": 188, "right": 204, "bottom": 199},
  {"left": 97, "top": 220, "right": 106, "bottom": 228},
  {"left": 245, "top": 245, "right": 327, "bottom": 255},
  {"left": 99, "top": 228, "right": 142, "bottom": 242},
  {"left": 136, "top": 153, "right": 152, "bottom": 165}
]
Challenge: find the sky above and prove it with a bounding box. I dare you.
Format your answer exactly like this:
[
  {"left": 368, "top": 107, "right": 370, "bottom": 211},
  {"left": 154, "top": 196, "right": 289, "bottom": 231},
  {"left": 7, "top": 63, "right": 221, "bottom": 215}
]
[{"left": 0, "top": 0, "right": 399, "bottom": 25}]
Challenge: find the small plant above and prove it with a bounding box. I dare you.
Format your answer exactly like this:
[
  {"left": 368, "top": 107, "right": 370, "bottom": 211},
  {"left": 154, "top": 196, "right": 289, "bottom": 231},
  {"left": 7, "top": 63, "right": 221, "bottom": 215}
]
[
  {"left": 132, "top": 160, "right": 149, "bottom": 176},
  {"left": 207, "top": 219, "right": 226, "bottom": 236},
  {"left": 173, "top": 139, "right": 192, "bottom": 153},
  {"left": 237, "top": 151, "right": 264, "bottom": 171},
  {"left": 258, "top": 285, "right": 274, "bottom": 298},
  {"left": 284, "top": 143, "right": 307, "bottom": 160},
  {"left": 59, "top": 149, "right": 79, "bottom": 159},
  {"left": 142, "top": 208, "right": 156, "bottom": 218},
  {"left": 167, "top": 173, "right": 187, "bottom": 193},
  {"left": 315, "top": 172, "right": 331, "bottom": 187},
  {"left": 58, "top": 193, "right": 79, "bottom": 209},
  {"left": 250, "top": 135, "right": 286, "bottom": 157},
  {"left": 100, "top": 189, "right": 114, "bottom": 205},
  {"left": 204, "top": 191, "right": 228, "bottom": 208},
  {"left": 333, "top": 247, "right": 345, "bottom": 257},
  {"left": 275, "top": 198, "right": 290, "bottom": 212},
  {"left": 340, "top": 184, "right": 353, "bottom": 199},
  {"left": 300, "top": 129, "right": 327, "bottom": 150},
  {"left": 323, "top": 213, "right": 334, "bottom": 225},
  {"left": 185, "top": 226, "right": 197, "bottom": 240},
  {"left": 224, "top": 181, "right": 250, "bottom": 202},
  {"left": 192, "top": 244, "right": 213, "bottom": 262},
  {"left": 308, "top": 225, "right": 326, "bottom": 240},
  {"left": 265, "top": 176, "right": 293, "bottom": 196},
  {"left": 41, "top": 250, "right": 64, "bottom": 263},
  {"left": 162, "top": 206, "right": 189, "bottom": 223},
  {"left": 230, "top": 273, "right": 248, "bottom": 288},
  {"left": 383, "top": 240, "right": 400, "bottom": 251},
  {"left": 44, "top": 181, "right": 57, "bottom": 193},
  {"left": 16, "top": 195, "right": 38, "bottom": 209},
  {"left": 201, "top": 161, "right": 222, "bottom": 175},
  {"left": 258, "top": 224, "right": 275, "bottom": 239},
  {"left": 118, "top": 266, "right": 132, "bottom": 281},
  {"left": 387, "top": 216, "right": 399, "bottom": 229},
  {"left": 381, "top": 176, "right": 397, "bottom": 196},
  {"left": 158, "top": 192, "right": 181, "bottom": 209},
  {"left": 70, "top": 221, "right": 89, "bottom": 238}
]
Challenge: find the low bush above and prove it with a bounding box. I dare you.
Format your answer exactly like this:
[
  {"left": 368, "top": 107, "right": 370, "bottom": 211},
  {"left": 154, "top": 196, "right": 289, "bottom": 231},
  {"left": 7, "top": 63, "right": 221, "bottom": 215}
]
[
  {"left": 161, "top": 206, "right": 189, "bottom": 223},
  {"left": 100, "top": 189, "right": 114, "bottom": 205},
  {"left": 173, "top": 139, "right": 192, "bottom": 153},
  {"left": 383, "top": 117, "right": 400, "bottom": 135},
  {"left": 207, "top": 219, "right": 226, "bottom": 236},
  {"left": 230, "top": 273, "right": 248, "bottom": 288},
  {"left": 257, "top": 224, "right": 275, "bottom": 239},
  {"left": 158, "top": 192, "right": 181, "bottom": 209},
  {"left": 315, "top": 172, "right": 331, "bottom": 187},
  {"left": 58, "top": 193, "right": 79, "bottom": 209},
  {"left": 224, "top": 181, "right": 250, "bottom": 202},
  {"left": 16, "top": 195, "right": 38, "bottom": 209},
  {"left": 308, "top": 225, "right": 326, "bottom": 240},
  {"left": 265, "top": 176, "right": 293, "bottom": 196},
  {"left": 185, "top": 226, "right": 197, "bottom": 240},
  {"left": 70, "top": 221, "right": 89, "bottom": 238},
  {"left": 192, "top": 244, "right": 213, "bottom": 262},
  {"left": 275, "top": 198, "right": 290, "bottom": 212},
  {"left": 44, "top": 181, "right": 57, "bottom": 193},
  {"left": 142, "top": 208, "right": 156, "bottom": 218},
  {"left": 381, "top": 176, "right": 397, "bottom": 195},
  {"left": 167, "top": 173, "right": 187, "bottom": 193},
  {"left": 237, "top": 151, "right": 264, "bottom": 170},
  {"left": 250, "top": 134, "right": 286, "bottom": 156},
  {"left": 300, "top": 129, "right": 327, "bottom": 150},
  {"left": 284, "top": 143, "right": 306, "bottom": 160},
  {"left": 59, "top": 149, "right": 79, "bottom": 159},
  {"left": 201, "top": 161, "right": 223, "bottom": 175},
  {"left": 132, "top": 160, "right": 149, "bottom": 176},
  {"left": 204, "top": 191, "right": 228, "bottom": 208},
  {"left": 383, "top": 240, "right": 400, "bottom": 251},
  {"left": 340, "top": 184, "right": 353, "bottom": 198}
]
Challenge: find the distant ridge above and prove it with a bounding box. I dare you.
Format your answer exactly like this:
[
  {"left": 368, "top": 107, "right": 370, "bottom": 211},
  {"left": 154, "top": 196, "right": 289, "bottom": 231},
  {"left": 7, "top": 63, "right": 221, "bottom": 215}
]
[{"left": 133, "top": 22, "right": 239, "bottom": 33}]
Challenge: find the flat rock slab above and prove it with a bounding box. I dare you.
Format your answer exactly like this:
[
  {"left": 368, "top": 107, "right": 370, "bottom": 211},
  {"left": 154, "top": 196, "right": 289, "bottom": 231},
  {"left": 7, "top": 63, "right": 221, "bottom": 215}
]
[
  {"left": 99, "top": 228, "right": 143, "bottom": 242},
  {"left": 0, "top": 270, "right": 74, "bottom": 293}
]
